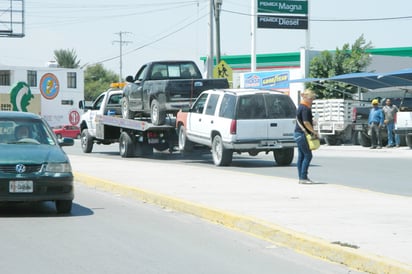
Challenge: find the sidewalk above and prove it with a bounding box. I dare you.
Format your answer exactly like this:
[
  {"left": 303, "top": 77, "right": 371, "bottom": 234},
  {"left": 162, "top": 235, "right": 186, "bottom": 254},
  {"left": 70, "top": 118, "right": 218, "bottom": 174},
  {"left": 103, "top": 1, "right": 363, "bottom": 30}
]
[{"left": 70, "top": 153, "right": 412, "bottom": 274}]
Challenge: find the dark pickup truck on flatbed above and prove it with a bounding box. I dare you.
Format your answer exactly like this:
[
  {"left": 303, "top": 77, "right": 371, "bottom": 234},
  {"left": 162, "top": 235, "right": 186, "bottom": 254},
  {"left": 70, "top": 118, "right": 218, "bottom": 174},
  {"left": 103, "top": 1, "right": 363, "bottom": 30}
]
[{"left": 121, "top": 60, "right": 229, "bottom": 125}]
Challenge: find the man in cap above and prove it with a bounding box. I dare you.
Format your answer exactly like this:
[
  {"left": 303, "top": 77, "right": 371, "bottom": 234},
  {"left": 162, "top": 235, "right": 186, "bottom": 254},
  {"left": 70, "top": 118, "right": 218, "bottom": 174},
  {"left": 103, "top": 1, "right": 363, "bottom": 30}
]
[
  {"left": 368, "top": 99, "right": 384, "bottom": 149},
  {"left": 382, "top": 98, "right": 400, "bottom": 147}
]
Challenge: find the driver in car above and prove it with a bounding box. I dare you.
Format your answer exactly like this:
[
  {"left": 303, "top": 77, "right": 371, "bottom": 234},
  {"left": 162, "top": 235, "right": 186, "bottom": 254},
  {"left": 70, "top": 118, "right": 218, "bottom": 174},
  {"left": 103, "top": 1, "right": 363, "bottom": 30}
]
[{"left": 15, "top": 125, "right": 30, "bottom": 140}]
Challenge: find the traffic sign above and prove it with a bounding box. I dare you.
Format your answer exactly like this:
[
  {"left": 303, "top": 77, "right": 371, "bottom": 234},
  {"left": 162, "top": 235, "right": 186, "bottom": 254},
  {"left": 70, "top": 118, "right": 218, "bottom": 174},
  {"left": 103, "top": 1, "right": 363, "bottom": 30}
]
[{"left": 213, "top": 60, "right": 233, "bottom": 87}]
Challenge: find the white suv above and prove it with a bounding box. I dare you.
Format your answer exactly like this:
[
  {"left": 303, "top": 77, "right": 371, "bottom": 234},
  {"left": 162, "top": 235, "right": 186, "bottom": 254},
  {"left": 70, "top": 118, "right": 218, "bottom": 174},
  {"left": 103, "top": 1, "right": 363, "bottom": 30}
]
[{"left": 176, "top": 89, "right": 297, "bottom": 166}]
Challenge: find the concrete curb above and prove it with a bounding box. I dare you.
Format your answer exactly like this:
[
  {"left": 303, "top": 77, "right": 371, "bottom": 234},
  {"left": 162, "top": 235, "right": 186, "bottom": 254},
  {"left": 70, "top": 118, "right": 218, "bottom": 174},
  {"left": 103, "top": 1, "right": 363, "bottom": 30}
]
[{"left": 74, "top": 172, "right": 412, "bottom": 274}]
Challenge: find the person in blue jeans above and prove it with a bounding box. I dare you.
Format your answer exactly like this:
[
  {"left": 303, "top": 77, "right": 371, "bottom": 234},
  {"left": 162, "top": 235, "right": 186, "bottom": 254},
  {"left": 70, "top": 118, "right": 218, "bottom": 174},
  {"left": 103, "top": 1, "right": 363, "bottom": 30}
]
[
  {"left": 382, "top": 98, "right": 400, "bottom": 147},
  {"left": 294, "top": 89, "right": 318, "bottom": 184}
]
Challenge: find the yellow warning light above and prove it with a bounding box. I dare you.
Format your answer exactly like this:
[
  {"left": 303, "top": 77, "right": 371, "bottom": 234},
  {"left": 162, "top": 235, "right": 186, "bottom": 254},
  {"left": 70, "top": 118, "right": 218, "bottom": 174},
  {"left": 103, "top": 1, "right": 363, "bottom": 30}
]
[{"left": 110, "top": 82, "right": 126, "bottom": 88}]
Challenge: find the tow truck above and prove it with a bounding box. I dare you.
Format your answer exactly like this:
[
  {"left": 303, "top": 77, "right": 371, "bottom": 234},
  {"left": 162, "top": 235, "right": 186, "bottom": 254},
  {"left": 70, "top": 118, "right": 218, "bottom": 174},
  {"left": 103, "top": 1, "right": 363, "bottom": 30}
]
[{"left": 78, "top": 83, "right": 177, "bottom": 157}]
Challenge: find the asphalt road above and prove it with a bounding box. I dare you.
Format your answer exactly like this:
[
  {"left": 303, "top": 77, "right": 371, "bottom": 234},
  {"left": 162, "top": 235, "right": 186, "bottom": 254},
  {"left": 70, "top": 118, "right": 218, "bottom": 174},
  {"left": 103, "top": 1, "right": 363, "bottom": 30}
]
[
  {"left": 65, "top": 140, "right": 412, "bottom": 197},
  {"left": 0, "top": 184, "right": 363, "bottom": 274}
]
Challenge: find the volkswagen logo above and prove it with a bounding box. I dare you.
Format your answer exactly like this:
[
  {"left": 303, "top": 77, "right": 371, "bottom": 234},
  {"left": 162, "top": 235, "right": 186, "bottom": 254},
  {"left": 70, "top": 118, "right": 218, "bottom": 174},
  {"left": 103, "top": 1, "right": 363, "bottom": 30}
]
[{"left": 15, "top": 164, "right": 26, "bottom": 174}]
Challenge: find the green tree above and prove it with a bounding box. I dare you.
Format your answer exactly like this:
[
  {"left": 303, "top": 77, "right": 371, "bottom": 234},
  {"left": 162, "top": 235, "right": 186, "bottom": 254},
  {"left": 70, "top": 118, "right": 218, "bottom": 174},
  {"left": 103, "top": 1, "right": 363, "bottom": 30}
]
[
  {"left": 307, "top": 35, "right": 373, "bottom": 99},
  {"left": 84, "top": 64, "right": 119, "bottom": 100},
  {"left": 54, "top": 48, "right": 81, "bottom": 68}
]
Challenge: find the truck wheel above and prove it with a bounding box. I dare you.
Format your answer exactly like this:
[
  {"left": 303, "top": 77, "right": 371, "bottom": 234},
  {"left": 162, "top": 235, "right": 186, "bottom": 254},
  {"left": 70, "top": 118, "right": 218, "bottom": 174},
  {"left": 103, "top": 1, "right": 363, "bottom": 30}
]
[
  {"left": 211, "top": 134, "right": 232, "bottom": 166},
  {"left": 358, "top": 132, "right": 371, "bottom": 147},
  {"left": 178, "top": 125, "right": 194, "bottom": 153},
  {"left": 121, "top": 97, "right": 136, "bottom": 119},
  {"left": 324, "top": 135, "right": 340, "bottom": 146},
  {"left": 273, "top": 148, "right": 294, "bottom": 166},
  {"left": 119, "top": 132, "right": 135, "bottom": 158},
  {"left": 151, "top": 99, "right": 166, "bottom": 125},
  {"left": 153, "top": 143, "right": 169, "bottom": 151},
  {"left": 135, "top": 141, "right": 153, "bottom": 157},
  {"left": 80, "top": 129, "right": 93, "bottom": 153},
  {"left": 406, "top": 135, "right": 412, "bottom": 149}
]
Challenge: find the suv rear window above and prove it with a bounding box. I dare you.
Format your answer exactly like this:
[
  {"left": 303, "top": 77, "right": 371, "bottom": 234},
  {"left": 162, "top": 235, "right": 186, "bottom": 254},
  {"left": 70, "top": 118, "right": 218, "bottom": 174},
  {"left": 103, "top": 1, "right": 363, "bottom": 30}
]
[{"left": 235, "top": 93, "right": 296, "bottom": 120}]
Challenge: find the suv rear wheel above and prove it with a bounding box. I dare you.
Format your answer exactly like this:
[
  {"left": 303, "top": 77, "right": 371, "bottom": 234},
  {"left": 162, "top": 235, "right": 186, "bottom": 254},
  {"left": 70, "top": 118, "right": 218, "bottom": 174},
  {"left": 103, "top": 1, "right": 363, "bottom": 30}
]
[
  {"left": 273, "top": 148, "right": 294, "bottom": 166},
  {"left": 211, "top": 134, "right": 232, "bottom": 166}
]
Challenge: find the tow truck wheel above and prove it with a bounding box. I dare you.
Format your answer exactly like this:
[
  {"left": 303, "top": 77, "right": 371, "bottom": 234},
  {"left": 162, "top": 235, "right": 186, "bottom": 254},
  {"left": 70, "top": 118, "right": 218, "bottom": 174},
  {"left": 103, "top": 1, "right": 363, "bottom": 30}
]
[
  {"left": 211, "top": 134, "right": 232, "bottom": 166},
  {"left": 273, "top": 148, "right": 294, "bottom": 166},
  {"left": 406, "top": 135, "right": 412, "bottom": 149},
  {"left": 150, "top": 99, "right": 166, "bottom": 125},
  {"left": 119, "top": 132, "right": 134, "bottom": 158},
  {"left": 121, "top": 97, "right": 136, "bottom": 119},
  {"left": 80, "top": 129, "right": 93, "bottom": 153}
]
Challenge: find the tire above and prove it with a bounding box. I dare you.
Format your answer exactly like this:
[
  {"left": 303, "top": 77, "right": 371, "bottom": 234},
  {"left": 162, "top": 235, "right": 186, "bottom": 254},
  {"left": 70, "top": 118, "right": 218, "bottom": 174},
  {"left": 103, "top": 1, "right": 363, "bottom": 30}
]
[
  {"left": 406, "top": 135, "right": 412, "bottom": 149},
  {"left": 211, "top": 134, "right": 232, "bottom": 166},
  {"left": 153, "top": 143, "right": 169, "bottom": 152},
  {"left": 135, "top": 141, "right": 153, "bottom": 157},
  {"left": 324, "top": 135, "right": 341, "bottom": 146},
  {"left": 273, "top": 148, "right": 294, "bottom": 166},
  {"left": 119, "top": 132, "right": 135, "bottom": 158},
  {"left": 150, "top": 99, "right": 166, "bottom": 125},
  {"left": 80, "top": 129, "right": 93, "bottom": 153},
  {"left": 121, "top": 97, "right": 136, "bottom": 119},
  {"left": 358, "top": 132, "right": 371, "bottom": 147},
  {"left": 178, "top": 125, "right": 194, "bottom": 153},
  {"left": 55, "top": 200, "right": 72, "bottom": 214}
]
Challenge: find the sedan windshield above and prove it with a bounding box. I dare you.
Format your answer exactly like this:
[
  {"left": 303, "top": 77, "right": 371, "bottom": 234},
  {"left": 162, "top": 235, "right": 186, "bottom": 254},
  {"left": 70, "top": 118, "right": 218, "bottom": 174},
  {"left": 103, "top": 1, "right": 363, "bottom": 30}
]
[{"left": 0, "top": 118, "right": 56, "bottom": 145}]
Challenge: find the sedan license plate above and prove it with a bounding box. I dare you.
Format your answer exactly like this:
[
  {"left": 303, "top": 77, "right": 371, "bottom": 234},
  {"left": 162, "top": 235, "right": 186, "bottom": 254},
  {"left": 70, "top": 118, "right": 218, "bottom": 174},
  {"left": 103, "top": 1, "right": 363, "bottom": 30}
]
[{"left": 9, "top": 180, "right": 33, "bottom": 193}]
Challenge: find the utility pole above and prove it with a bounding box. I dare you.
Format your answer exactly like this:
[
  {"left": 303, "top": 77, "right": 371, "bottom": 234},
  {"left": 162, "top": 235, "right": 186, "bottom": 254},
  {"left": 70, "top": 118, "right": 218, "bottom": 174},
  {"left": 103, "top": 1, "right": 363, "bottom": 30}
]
[
  {"left": 214, "top": 0, "right": 223, "bottom": 65},
  {"left": 113, "top": 31, "right": 132, "bottom": 82},
  {"left": 207, "top": 0, "right": 214, "bottom": 79}
]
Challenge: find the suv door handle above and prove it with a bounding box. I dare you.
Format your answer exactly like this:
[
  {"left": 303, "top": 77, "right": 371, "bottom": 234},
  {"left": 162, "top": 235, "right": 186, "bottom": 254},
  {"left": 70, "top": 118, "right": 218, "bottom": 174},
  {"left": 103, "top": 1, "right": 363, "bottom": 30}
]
[{"left": 270, "top": 123, "right": 278, "bottom": 127}]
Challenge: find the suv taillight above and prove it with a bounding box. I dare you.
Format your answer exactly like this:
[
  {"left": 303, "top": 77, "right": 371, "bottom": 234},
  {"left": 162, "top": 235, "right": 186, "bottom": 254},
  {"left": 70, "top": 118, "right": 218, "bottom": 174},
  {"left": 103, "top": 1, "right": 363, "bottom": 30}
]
[
  {"left": 230, "top": 119, "right": 237, "bottom": 134},
  {"left": 352, "top": 107, "right": 357, "bottom": 122}
]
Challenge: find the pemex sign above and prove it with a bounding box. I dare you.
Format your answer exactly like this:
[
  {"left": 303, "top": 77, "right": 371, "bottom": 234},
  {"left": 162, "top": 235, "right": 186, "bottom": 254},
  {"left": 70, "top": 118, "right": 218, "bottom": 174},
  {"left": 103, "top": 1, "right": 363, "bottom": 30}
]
[{"left": 257, "top": 0, "right": 308, "bottom": 29}]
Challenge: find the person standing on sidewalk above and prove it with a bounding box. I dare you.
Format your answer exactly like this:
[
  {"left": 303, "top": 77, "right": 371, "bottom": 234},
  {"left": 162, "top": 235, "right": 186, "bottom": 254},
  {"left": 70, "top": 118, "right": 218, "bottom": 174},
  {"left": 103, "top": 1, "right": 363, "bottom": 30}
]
[
  {"left": 382, "top": 98, "right": 400, "bottom": 147},
  {"left": 294, "top": 89, "right": 318, "bottom": 184},
  {"left": 368, "top": 99, "right": 384, "bottom": 149}
]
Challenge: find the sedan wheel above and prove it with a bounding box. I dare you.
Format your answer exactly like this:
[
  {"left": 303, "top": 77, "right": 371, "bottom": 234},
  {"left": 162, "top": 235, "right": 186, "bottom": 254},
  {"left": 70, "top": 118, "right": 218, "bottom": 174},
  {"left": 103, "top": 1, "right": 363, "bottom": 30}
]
[{"left": 55, "top": 200, "right": 72, "bottom": 214}]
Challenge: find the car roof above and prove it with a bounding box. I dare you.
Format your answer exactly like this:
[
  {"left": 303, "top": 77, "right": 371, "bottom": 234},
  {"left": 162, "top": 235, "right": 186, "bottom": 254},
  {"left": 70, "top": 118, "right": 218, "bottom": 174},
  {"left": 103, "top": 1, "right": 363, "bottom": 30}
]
[
  {"left": 205, "top": 88, "right": 287, "bottom": 96},
  {"left": 0, "top": 111, "right": 42, "bottom": 120}
]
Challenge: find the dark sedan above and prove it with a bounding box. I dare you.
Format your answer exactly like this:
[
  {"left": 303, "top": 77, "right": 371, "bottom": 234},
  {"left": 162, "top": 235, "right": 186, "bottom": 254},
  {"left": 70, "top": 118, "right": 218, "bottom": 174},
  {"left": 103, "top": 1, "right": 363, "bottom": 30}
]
[{"left": 0, "top": 111, "right": 74, "bottom": 213}]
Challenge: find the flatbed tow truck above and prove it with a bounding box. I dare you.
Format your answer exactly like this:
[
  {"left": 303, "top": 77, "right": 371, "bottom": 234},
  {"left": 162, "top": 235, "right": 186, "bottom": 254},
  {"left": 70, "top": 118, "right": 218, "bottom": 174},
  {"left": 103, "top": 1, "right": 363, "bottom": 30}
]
[{"left": 79, "top": 84, "right": 177, "bottom": 158}]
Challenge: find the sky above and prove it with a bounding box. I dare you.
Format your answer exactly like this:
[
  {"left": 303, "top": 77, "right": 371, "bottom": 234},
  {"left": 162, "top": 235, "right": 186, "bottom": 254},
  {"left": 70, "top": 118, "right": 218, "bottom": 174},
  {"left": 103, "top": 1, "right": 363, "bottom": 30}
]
[{"left": 1, "top": 0, "right": 412, "bottom": 78}]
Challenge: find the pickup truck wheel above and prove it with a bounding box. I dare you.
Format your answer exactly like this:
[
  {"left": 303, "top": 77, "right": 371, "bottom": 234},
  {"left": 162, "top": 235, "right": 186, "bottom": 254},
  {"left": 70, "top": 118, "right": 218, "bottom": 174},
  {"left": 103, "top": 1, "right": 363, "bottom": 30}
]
[
  {"left": 80, "top": 129, "right": 93, "bottom": 153},
  {"left": 212, "top": 135, "right": 232, "bottom": 166},
  {"left": 119, "top": 132, "right": 135, "bottom": 158},
  {"left": 121, "top": 97, "right": 136, "bottom": 119},
  {"left": 153, "top": 143, "right": 169, "bottom": 152},
  {"left": 151, "top": 99, "right": 166, "bottom": 125},
  {"left": 273, "top": 148, "right": 294, "bottom": 166},
  {"left": 406, "top": 135, "right": 412, "bottom": 148},
  {"left": 178, "top": 125, "right": 194, "bottom": 153}
]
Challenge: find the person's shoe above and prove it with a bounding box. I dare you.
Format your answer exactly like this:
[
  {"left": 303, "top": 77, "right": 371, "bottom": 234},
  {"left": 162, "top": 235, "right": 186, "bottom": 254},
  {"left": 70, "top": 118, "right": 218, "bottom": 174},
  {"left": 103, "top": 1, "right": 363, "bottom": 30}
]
[
  {"left": 370, "top": 146, "right": 376, "bottom": 149},
  {"left": 299, "top": 178, "right": 314, "bottom": 184},
  {"left": 396, "top": 145, "right": 400, "bottom": 148},
  {"left": 377, "top": 146, "right": 382, "bottom": 149}
]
